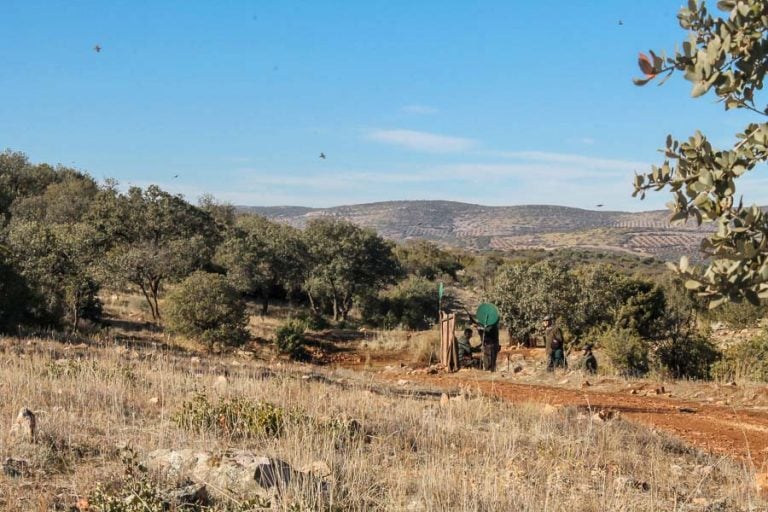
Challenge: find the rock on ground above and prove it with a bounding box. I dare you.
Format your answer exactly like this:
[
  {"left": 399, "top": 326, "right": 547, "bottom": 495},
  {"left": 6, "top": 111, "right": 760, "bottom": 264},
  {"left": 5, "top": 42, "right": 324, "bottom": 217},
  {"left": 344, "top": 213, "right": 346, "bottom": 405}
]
[{"left": 145, "top": 449, "right": 324, "bottom": 501}]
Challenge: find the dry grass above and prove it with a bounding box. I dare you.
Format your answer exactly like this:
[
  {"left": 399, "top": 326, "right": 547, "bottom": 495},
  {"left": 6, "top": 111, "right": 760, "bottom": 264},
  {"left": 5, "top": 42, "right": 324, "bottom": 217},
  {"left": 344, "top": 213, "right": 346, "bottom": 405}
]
[{"left": 0, "top": 336, "right": 762, "bottom": 511}]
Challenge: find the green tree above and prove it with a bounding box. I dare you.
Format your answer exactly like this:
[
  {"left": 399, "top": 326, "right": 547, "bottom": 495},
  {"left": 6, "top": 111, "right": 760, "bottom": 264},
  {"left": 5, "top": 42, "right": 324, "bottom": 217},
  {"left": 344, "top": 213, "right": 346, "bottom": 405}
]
[
  {"left": 215, "top": 215, "right": 307, "bottom": 315},
  {"left": 165, "top": 271, "right": 248, "bottom": 347},
  {"left": 0, "top": 150, "right": 88, "bottom": 224},
  {"left": 88, "top": 184, "right": 219, "bottom": 320},
  {"left": 0, "top": 252, "right": 34, "bottom": 331},
  {"left": 303, "top": 218, "right": 400, "bottom": 321},
  {"left": 394, "top": 240, "right": 463, "bottom": 280},
  {"left": 633, "top": 0, "right": 768, "bottom": 307},
  {"left": 6, "top": 221, "right": 102, "bottom": 329},
  {"left": 361, "top": 276, "right": 440, "bottom": 329},
  {"left": 491, "top": 260, "right": 578, "bottom": 338},
  {"left": 11, "top": 174, "right": 99, "bottom": 224}
]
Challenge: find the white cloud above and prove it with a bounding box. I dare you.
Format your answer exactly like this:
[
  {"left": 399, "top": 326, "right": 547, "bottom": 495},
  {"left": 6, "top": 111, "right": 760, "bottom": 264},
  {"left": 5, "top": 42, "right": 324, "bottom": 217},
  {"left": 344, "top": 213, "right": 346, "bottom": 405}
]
[
  {"left": 487, "top": 150, "right": 647, "bottom": 174},
  {"left": 367, "top": 129, "right": 476, "bottom": 153},
  {"left": 401, "top": 104, "right": 439, "bottom": 115}
]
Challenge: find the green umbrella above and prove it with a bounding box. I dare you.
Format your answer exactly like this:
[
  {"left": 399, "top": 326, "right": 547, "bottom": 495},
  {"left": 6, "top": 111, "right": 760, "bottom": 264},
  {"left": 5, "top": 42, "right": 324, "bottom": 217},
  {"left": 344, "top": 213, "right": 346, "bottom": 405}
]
[{"left": 475, "top": 303, "right": 499, "bottom": 327}]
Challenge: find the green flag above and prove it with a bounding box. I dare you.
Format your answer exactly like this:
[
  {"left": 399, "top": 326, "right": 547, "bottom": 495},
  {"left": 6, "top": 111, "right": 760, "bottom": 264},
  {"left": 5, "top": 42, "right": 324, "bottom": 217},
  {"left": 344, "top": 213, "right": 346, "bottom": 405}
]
[{"left": 438, "top": 282, "right": 444, "bottom": 300}]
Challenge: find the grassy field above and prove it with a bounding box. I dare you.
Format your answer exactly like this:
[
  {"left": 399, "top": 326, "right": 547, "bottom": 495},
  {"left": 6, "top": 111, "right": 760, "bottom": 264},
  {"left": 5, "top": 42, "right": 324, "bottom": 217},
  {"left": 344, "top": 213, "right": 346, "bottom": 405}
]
[{"left": 0, "top": 333, "right": 763, "bottom": 511}]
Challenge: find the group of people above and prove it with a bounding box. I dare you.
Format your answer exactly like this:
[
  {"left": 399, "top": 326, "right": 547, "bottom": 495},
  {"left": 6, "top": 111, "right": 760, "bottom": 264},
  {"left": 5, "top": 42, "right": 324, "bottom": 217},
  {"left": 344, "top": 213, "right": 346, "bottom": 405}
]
[{"left": 456, "top": 313, "right": 597, "bottom": 374}]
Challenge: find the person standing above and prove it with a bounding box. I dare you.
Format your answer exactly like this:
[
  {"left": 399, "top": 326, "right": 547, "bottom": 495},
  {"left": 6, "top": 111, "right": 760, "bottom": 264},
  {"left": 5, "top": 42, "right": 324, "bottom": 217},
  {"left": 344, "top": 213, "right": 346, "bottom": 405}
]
[
  {"left": 544, "top": 315, "right": 567, "bottom": 371},
  {"left": 466, "top": 307, "right": 500, "bottom": 372}
]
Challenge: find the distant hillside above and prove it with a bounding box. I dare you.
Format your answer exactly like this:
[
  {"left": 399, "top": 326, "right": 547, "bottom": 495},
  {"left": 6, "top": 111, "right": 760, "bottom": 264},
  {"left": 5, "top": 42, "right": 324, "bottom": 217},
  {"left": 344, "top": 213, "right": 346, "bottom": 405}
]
[{"left": 239, "top": 200, "right": 712, "bottom": 260}]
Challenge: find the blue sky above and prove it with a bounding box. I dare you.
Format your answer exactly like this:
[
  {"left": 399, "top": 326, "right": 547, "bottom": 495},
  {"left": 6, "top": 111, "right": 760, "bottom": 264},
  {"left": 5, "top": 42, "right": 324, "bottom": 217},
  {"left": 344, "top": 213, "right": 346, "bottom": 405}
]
[{"left": 1, "top": 0, "right": 763, "bottom": 211}]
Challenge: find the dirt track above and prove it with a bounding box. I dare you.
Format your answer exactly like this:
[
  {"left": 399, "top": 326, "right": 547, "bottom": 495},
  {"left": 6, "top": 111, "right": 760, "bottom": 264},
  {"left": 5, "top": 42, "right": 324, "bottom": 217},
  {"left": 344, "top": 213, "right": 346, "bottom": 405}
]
[{"left": 376, "top": 371, "right": 768, "bottom": 469}]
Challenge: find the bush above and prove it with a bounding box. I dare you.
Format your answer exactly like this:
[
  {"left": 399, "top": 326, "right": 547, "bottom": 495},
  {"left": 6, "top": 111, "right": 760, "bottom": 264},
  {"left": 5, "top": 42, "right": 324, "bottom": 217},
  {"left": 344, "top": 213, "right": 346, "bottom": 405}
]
[
  {"left": 172, "top": 393, "right": 285, "bottom": 438},
  {"left": 656, "top": 334, "right": 720, "bottom": 380},
  {"left": 361, "top": 276, "right": 438, "bottom": 330},
  {"left": 711, "top": 333, "right": 768, "bottom": 382},
  {"left": 599, "top": 328, "right": 650, "bottom": 377},
  {"left": 274, "top": 318, "right": 307, "bottom": 358},
  {"left": 165, "top": 271, "right": 248, "bottom": 347},
  {"left": 707, "top": 301, "right": 766, "bottom": 329}
]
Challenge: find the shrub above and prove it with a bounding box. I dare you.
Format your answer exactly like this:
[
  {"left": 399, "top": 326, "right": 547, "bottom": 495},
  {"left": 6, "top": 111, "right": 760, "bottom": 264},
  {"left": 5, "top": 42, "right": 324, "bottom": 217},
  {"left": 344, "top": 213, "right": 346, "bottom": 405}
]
[
  {"left": 707, "top": 301, "right": 766, "bottom": 329},
  {"left": 274, "top": 318, "right": 307, "bottom": 358},
  {"left": 165, "top": 271, "right": 248, "bottom": 347},
  {"left": 361, "top": 276, "right": 438, "bottom": 330},
  {"left": 656, "top": 334, "right": 720, "bottom": 380},
  {"left": 711, "top": 333, "right": 768, "bottom": 382},
  {"left": 172, "top": 393, "right": 285, "bottom": 438},
  {"left": 599, "top": 328, "right": 650, "bottom": 377}
]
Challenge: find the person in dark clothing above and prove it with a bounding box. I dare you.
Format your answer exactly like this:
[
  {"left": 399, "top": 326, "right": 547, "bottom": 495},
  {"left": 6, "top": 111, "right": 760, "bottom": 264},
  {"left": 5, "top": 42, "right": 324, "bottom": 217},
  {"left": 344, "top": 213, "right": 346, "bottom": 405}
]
[
  {"left": 582, "top": 344, "right": 598, "bottom": 374},
  {"left": 456, "top": 328, "right": 475, "bottom": 362},
  {"left": 477, "top": 324, "right": 500, "bottom": 372},
  {"left": 544, "top": 315, "right": 567, "bottom": 371}
]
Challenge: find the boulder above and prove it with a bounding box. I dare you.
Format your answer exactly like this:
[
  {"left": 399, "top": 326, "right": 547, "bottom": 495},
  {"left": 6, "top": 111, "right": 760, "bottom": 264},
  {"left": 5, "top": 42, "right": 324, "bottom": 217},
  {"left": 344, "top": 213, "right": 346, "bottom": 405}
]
[{"left": 145, "top": 449, "right": 321, "bottom": 500}]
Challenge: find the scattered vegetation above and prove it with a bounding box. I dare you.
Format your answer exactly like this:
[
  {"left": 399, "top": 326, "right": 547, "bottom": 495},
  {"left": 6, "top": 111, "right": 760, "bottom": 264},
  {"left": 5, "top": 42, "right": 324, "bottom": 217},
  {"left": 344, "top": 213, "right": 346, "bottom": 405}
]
[
  {"left": 273, "top": 318, "right": 308, "bottom": 358},
  {"left": 172, "top": 393, "right": 286, "bottom": 439},
  {"left": 712, "top": 332, "right": 768, "bottom": 382}
]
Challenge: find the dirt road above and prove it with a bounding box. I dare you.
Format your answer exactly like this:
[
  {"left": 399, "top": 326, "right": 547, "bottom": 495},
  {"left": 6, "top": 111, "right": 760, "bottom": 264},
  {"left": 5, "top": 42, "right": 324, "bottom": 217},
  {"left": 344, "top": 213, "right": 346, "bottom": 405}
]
[{"left": 376, "top": 371, "right": 768, "bottom": 469}]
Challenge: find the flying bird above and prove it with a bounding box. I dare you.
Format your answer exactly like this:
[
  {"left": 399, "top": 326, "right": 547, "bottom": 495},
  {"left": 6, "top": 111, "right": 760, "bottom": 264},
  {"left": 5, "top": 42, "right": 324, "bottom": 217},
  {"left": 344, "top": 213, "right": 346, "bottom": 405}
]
[
  {"left": 93, "top": 44, "right": 102, "bottom": 53},
  {"left": 596, "top": 204, "right": 604, "bottom": 208},
  {"left": 173, "top": 174, "right": 179, "bottom": 179},
  {"left": 618, "top": 20, "right": 623, "bottom": 25},
  {"left": 319, "top": 152, "right": 326, "bottom": 159}
]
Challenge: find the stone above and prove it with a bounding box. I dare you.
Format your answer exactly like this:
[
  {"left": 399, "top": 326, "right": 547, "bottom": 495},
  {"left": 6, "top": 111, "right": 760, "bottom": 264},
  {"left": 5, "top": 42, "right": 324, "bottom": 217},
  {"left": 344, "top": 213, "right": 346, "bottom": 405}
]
[
  {"left": 162, "top": 483, "right": 209, "bottom": 507},
  {"left": 148, "top": 397, "right": 159, "bottom": 405},
  {"left": 593, "top": 409, "right": 620, "bottom": 422},
  {"left": 145, "top": 449, "right": 309, "bottom": 500},
  {"left": 10, "top": 407, "right": 36, "bottom": 443},
  {"left": 213, "top": 375, "right": 228, "bottom": 390},
  {"left": 397, "top": 379, "right": 409, "bottom": 386},
  {"left": 300, "top": 460, "right": 332, "bottom": 479}
]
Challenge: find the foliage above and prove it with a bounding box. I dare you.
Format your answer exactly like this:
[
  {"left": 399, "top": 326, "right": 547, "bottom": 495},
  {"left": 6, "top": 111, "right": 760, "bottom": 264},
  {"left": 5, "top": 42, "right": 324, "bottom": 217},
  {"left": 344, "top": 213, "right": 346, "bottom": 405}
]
[
  {"left": 361, "top": 276, "right": 439, "bottom": 329},
  {"left": 491, "top": 260, "right": 578, "bottom": 337},
  {"left": 172, "top": 393, "right": 285, "bottom": 438},
  {"left": 706, "top": 300, "right": 766, "bottom": 328},
  {"left": 273, "top": 318, "right": 308, "bottom": 358},
  {"left": 614, "top": 279, "right": 668, "bottom": 339},
  {"left": 633, "top": 0, "right": 768, "bottom": 308},
  {"left": 394, "top": 240, "right": 462, "bottom": 280},
  {"left": 88, "top": 184, "right": 219, "bottom": 319},
  {"left": 215, "top": 214, "right": 307, "bottom": 314},
  {"left": 6, "top": 220, "right": 102, "bottom": 329},
  {"left": 599, "top": 328, "right": 651, "bottom": 377},
  {"left": 0, "top": 253, "right": 33, "bottom": 331},
  {"left": 303, "top": 218, "right": 400, "bottom": 321},
  {"left": 711, "top": 332, "right": 768, "bottom": 381},
  {"left": 165, "top": 271, "right": 249, "bottom": 347},
  {"left": 656, "top": 333, "right": 721, "bottom": 379}
]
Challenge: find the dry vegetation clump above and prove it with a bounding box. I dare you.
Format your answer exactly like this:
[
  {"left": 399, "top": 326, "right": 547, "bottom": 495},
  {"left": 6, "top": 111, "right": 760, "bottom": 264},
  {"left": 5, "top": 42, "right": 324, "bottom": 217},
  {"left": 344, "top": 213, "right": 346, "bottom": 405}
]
[{"left": 0, "top": 336, "right": 762, "bottom": 511}]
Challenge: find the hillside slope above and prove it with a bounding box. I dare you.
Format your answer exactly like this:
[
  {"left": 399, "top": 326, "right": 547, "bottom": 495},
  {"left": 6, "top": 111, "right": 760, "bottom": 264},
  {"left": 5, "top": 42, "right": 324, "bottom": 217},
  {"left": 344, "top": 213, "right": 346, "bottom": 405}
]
[{"left": 240, "top": 200, "right": 712, "bottom": 260}]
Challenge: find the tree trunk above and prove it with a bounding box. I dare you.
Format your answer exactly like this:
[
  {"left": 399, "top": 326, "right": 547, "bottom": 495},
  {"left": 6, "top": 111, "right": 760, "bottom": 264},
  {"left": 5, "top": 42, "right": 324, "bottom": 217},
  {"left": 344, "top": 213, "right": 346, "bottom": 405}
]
[
  {"left": 307, "top": 291, "right": 318, "bottom": 315},
  {"left": 150, "top": 279, "right": 161, "bottom": 320}
]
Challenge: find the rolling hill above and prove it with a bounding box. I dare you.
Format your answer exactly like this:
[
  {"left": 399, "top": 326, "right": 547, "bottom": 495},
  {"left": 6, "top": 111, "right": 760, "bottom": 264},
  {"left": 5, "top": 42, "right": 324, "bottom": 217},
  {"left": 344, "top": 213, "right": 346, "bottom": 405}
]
[{"left": 239, "top": 201, "right": 713, "bottom": 260}]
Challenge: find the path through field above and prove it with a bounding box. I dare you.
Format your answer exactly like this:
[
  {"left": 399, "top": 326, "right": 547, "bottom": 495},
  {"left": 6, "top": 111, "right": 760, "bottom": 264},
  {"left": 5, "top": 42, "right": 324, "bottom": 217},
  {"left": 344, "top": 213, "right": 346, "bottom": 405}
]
[{"left": 372, "top": 370, "right": 768, "bottom": 469}]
